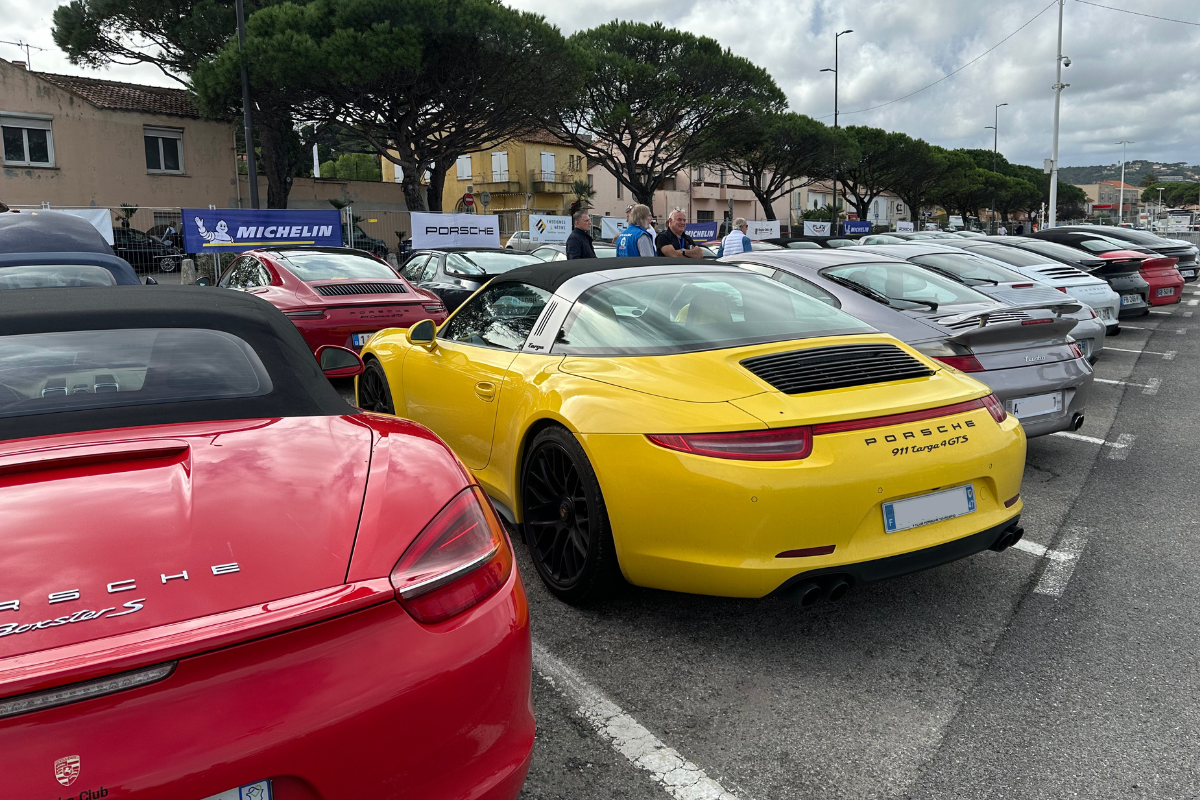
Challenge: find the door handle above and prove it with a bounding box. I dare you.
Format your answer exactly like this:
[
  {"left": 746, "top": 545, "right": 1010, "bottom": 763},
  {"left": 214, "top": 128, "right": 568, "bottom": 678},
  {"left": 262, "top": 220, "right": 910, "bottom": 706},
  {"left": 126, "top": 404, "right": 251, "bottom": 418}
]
[{"left": 474, "top": 381, "right": 497, "bottom": 401}]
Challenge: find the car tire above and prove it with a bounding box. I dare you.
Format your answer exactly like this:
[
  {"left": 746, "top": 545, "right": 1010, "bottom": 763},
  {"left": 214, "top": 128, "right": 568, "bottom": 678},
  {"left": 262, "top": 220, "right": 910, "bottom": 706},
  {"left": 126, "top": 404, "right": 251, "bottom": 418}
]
[
  {"left": 159, "top": 257, "right": 177, "bottom": 272},
  {"left": 521, "top": 425, "right": 621, "bottom": 605},
  {"left": 357, "top": 359, "right": 395, "bottom": 414}
]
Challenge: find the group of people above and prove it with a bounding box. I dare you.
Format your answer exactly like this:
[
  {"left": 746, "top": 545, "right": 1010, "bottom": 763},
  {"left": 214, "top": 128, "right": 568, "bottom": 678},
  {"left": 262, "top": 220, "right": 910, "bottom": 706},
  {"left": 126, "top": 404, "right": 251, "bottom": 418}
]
[{"left": 565, "top": 203, "right": 719, "bottom": 260}]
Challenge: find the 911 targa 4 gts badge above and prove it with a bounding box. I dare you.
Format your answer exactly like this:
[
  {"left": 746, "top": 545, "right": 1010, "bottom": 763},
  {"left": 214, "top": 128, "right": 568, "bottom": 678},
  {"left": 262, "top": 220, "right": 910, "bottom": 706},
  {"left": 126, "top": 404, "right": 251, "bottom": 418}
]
[{"left": 55, "top": 755, "right": 80, "bottom": 787}]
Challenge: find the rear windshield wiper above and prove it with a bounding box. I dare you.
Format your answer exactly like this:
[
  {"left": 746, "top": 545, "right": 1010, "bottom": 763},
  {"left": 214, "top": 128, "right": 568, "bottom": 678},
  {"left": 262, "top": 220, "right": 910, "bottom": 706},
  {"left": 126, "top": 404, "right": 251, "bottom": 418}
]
[
  {"left": 894, "top": 297, "right": 939, "bottom": 311},
  {"left": 824, "top": 274, "right": 894, "bottom": 306}
]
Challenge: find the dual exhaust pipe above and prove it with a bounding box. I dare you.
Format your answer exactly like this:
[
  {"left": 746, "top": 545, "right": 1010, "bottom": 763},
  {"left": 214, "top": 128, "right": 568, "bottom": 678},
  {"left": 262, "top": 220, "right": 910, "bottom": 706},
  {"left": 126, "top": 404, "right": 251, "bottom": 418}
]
[
  {"left": 989, "top": 523, "right": 1025, "bottom": 553},
  {"left": 788, "top": 574, "right": 852, "bottom": 608},
  {"left": 1071, "top": 413, "right": 1085, "bottom": 431}
]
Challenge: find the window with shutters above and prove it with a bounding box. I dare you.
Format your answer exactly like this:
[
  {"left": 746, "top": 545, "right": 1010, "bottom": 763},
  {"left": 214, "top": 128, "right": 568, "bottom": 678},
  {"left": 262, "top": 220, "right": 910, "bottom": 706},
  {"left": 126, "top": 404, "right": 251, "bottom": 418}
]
[
  {"left": 456, "top": 155, "right": 472, "bottom": 180},
  {"left": 144, "top": 126, "right": 184, "bottom": 173},
  {"left": 1, "top": 113, "right": 54, "bottom": 167}
]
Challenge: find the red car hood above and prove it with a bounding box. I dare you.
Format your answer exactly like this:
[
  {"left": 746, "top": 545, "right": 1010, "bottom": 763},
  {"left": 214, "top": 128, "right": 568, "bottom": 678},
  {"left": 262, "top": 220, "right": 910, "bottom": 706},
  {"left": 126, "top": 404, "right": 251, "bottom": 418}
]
[{"left": 0, "top": 416, "right": 372, "bottom": 660}]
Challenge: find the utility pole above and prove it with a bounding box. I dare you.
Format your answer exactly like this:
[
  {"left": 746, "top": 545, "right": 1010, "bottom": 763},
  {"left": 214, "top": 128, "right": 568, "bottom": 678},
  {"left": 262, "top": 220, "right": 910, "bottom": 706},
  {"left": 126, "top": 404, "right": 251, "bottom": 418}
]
[
  {"left": 1047, "top": 0, "right": 1068, "bottom": 227},
  {"left": 1115, "top": 139, "right": 1133, "bottom": 226},
  {"left": 821, "top": 29, "right": 853, "bottom": 236},
  {"left": 986, "top": 102, "right": 1008, "bottom": 233},
  {"left": 235, "top": 0, "right": 260, "bottom": 209}
]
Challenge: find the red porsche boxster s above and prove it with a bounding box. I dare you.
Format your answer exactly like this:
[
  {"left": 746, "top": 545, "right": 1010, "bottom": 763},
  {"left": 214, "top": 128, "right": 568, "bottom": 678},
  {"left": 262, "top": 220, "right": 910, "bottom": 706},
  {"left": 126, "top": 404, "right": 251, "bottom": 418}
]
[
  {"left": 0, "top": 287, "right": 533, "bottom": 799},
  {"left": 206, "top": 247, "right": 449, "bottom": 353}
]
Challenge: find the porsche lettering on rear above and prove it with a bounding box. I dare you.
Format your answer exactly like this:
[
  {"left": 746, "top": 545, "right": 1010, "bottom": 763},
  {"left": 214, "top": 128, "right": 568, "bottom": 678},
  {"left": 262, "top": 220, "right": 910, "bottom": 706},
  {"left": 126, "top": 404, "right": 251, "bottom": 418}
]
[
  {"left": 0, "top": 563, "right": 240, "bottom": 615},
  {"left": 864, "top": 419, "right": 976, "bottom": 445}
]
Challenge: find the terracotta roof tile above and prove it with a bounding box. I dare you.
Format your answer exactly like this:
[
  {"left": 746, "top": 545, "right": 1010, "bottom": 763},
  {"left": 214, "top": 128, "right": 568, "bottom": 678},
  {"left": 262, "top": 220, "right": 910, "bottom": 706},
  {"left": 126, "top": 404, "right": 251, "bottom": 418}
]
[{"left": 33, "top": 72, "right": 200, "bottom": 118}]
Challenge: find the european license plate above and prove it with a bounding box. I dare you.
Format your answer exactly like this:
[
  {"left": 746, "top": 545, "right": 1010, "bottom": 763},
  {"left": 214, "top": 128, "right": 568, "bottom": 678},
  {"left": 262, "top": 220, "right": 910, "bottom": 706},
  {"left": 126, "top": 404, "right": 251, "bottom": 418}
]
[
  {"left": 1007, "top": 392, "right": 1062, "bottom": 419},
  {"left": 1181, "top": 269, "right": 1196, "bottom": 277},
  {"left": 1157, "top": 287, "right": 1175, "bottom": 297},
  {"left": 1120, "top": 294, "right": 1142, "bottom": 306},
  {"left": 202, "top": 780, "right": 272, "bottom": 800},
  {"left": 1096, "top": 307, "right": 1115, "bottom": 320},
  {"left": 883, "top": 485, "right": 976, "bottom": 534},
  {"left": 353, "top": 332, "right": 377, "bottom": 346}
]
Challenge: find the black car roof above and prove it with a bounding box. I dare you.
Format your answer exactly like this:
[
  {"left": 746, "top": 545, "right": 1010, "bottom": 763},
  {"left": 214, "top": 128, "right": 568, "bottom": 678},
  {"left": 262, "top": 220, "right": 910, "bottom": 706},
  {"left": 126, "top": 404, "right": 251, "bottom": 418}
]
[
  {"left": 0, "top": 286, "right": 351, "bottom": 441},
  {"left": 0, "top": 211, "right": 115, "bottom": 256}
]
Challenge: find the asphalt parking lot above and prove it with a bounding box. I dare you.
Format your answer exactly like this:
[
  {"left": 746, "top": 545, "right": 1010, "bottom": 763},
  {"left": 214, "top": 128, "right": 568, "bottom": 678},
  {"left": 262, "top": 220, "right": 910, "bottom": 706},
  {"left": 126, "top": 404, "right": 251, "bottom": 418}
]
[{"left": 516, "top": 294, "right": 1200, "bottom": 800}]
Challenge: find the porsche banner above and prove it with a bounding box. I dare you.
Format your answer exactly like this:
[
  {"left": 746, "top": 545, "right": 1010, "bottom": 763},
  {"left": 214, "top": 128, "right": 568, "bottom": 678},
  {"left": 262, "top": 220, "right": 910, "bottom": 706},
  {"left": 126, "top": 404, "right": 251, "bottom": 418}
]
[
  {"left": 182, "top": 208, "right": 341, "bottom": 253},
  {"left": 411, "top": 212, "right": 500, "bottom": 249}
]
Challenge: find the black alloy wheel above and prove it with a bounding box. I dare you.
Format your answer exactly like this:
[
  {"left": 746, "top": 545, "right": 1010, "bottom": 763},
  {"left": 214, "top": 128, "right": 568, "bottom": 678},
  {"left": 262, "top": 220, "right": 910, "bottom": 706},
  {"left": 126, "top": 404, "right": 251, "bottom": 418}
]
[
  {"left": 521, "top": 426, "right": 620, "bottom": 604},
  {"left": 357, "top": 360, "right": 395, "bottom": 414}
]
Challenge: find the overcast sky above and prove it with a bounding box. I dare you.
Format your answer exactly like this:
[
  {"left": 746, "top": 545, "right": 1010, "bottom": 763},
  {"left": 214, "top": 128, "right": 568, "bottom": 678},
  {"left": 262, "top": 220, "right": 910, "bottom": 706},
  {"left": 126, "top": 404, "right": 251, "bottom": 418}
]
[{"left": 3, "top": 0, "right": 1197, "bottom": 169}]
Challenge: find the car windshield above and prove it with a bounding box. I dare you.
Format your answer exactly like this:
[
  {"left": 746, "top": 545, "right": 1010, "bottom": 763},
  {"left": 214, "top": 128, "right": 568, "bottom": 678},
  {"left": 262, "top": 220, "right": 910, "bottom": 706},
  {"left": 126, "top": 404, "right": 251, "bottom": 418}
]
[
  {"left": 1081, "top": 227, "right": 1162, "bottom": 246},
  {"left": 0, "top": 265, "right": 116, "bottom": 288},
  {"left": 749, "top": 241, "right": 782, "bottom": 250},
  {"left": 278, "top": 251, "right": 397, "bottom": 281},
  {"left": 595, "top": 246, "right": 619, "bottom": 258},
  {"left": 446, "top": 251, "right": 542, "bottom": 275},
  {"left": 1078, "top": 236, "right": 1137, "bottom": 254},
  {"left": 0, "top": 328, "right": 272, "bottom": 419},
  {"left": 786, "top": 241, "right": 822, "bottom": 249},
  {"left": 826, "top": 239, "right": 856, "bottom": 248},
  {"left": 959, "top": 244, "right": 1051, "bottom": 268},
  {"left": 823, "top": 261, "right": 991, "bottom": 308},
  {"left": 531, "top": 247, "right": 561, "bottom": 261},
  {"left": 907, "top": 252, "right": 1028, "bottom": 285},
  {"left": 554, "top": 272, "right": 873, "bottom": 356}
]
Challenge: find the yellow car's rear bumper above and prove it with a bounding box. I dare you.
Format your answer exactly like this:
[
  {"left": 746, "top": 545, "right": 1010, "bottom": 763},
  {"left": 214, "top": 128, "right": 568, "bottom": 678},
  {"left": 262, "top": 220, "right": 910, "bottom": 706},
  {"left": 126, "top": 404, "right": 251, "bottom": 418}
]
[{"left": 577, "top": 407, "right": 1026, "bottom": 598}]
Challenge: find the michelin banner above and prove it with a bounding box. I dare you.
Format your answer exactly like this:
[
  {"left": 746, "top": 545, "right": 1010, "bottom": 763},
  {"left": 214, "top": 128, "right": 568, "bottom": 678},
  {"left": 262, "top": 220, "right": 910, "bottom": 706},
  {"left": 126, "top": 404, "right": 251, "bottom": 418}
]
[
  {"left": 411, "top": 212, "right": 500, "bottom": 249},
  {"left": 685, "top": 222, "right": 719, "bottom": 241},
  {"left": 530, "top": 214, "right": 571, "bottom": 245},
  {"left": 183, "top": 208, "right": 341, "bottom": 253}
]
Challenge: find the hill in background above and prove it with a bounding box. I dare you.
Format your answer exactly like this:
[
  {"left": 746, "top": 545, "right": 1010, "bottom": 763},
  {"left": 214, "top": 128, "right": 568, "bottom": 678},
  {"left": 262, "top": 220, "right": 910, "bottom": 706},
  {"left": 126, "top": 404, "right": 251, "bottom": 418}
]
[{"left": 1056, "top": 160, "right": 1200, "bottom": 185}]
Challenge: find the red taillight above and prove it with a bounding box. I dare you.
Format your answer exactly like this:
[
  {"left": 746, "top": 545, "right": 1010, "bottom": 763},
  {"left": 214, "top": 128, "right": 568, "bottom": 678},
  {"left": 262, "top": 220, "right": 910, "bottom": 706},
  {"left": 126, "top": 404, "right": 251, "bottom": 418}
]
[
  {"left": 981, "top": 393, "right": 1007, "bottom": 423},
  {"left": 1011, "top": 283, "right": 1034, "bottom": 288},
  {"left": 647, "top": 427, "right": 813, "bottom": 461},
  {"left": 1021, "top": 318, "right": 1053, "bottom": 325},
  {"left": 935, "top": 354, "right": 985, "bottom": 372},
  {"left": 423, "top": 304, "right": 445, "bottom": 313},
  {"left": 389, "top": 486, "right": 512, "bottom": 624},
  {"left": 1069, "top": 342, "right": 1084, "bottom": 359},
  {"left": 1004, "top": 493, "right": 1020, "bottom": 508}
]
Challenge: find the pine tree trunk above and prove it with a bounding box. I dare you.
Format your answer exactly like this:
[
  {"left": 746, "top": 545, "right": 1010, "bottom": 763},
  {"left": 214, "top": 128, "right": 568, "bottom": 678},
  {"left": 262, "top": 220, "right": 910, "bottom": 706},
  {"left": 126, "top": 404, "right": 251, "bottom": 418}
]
[{"left": 257, "top": 114, "right": 294, "bottom": 209}]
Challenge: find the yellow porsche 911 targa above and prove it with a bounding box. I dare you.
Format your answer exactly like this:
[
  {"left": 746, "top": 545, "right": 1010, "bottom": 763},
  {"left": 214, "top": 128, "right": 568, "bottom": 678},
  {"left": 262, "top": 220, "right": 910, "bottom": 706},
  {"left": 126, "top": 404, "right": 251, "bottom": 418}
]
[{"left": 358, "top": 259, "right": 1027, "bottom": 605}]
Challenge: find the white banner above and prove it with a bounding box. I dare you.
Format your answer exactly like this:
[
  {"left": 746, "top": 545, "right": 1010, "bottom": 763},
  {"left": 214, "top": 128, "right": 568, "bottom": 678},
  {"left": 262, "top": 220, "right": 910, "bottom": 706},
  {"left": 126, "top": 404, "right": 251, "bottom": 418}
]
[
  {"left": 530, "top": 214, "right": 571, "bottom": 244},
  {"left": 803, "top": 221, "right": 832, "bottom": 236},
  {"left": 747, "top": 220, "right": 780, "bottom": 240},
  {"left": 40, "top": 209, "right": 115, "bottom": 244},
  {"left": 410, "top": 212, "right": 499, "bottom": 249},
  {"left": 896, "top": 221, "right": 915, "bottom": 233},
  {"left": 600, "top": 217, "right": 629, "bottom": 240}
]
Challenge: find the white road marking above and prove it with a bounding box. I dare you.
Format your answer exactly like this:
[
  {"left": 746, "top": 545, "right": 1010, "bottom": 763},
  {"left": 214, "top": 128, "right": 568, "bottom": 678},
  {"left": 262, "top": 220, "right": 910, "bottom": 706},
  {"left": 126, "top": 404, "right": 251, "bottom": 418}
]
[
  {"left": 1091, "top": 377, "right": 1160, "bottom": 395},
  {"left": 1104, "top": 347, "right": 1176, "bottom": 359},
  {"left": 1119, "top": 325, "right": 1147, "bottom": 330},
  {"left": 1189, "top": 299, "right": 1199, "bottom": 306},
  {"left": 1107, "top": 432, "right": 1136, "bottom": 460},
  {"left": 1150, "top": 309, "right": 1173, "bottom": 315},
  {"left": 1143, "top": 377, "right": 1162, "bottom": 395},
  {"left": 1185, "top": 312, "right": 1194, "bottom": 318},
  {"left": 533, "top": 641, "right": 742, "bottom": 800},
  {"left": 1177, "top": 328, "right": 1189, "bottom": 334},
  {"left": 1033, "top": 527, "right": 1089, "bottom": 597},
  {"left": 1012, "top": 538, "right": 1075, "bottom": 562}
]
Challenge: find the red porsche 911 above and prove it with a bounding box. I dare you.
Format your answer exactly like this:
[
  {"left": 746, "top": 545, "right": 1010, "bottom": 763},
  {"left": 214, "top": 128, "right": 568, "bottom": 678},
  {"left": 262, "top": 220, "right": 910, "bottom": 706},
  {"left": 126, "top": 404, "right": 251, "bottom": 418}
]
[
  {"left": 205, "top": 246, "right": 448, "bottom": 353},
  {"left": 0, "top": 287, "right": 533, "bottom": 800}
]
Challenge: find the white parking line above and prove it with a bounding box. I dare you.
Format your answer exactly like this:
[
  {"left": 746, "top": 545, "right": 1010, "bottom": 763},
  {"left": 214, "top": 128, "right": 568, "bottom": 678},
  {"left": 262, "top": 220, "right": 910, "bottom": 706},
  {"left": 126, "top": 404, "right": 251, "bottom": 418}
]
[
  {"left": 1185, "top": 312, "right": 1194, "bottom": 318},
  {"left": 1189, "top": 299, "right": 1199, "bottom": 306},
  {"left": 1051, "top": 431, "right": 1136, "bottom": 457},
  {"left": 1032, "top": 527, "right": 1089, "bottom": 597},
  {"left": 1092, "top": 377, "right": 1160, "bottom": 395},
  {"left": 1104, "top": 347, "right": 1177, "bottom": 359},
  {"left": 1150, "top": 309, "right": 1173, "bottom": 315},
  {"left": 1119, "top": 325, "right": 1147, "bottom": 330},
  {"left": 533, "top": 642, "right": 742, "bottom": 800}
]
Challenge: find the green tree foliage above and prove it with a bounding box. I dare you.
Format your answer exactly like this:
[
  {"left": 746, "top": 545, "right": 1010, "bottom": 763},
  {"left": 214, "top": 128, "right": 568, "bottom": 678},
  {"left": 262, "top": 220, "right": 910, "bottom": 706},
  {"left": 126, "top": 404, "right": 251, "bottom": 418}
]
[
  {"left": 1141, "top": 171, "right": 1159, "bottom": 187},
  {"left": 1141, "top": 182, "right": 1200, "bottom": 207},
  {"left": 836, "top": 127, "right": 911, "bottom": 222},
  {"left": 711, "top": 112, "right": 837, "bottom": 222},
  {"left": 555, "top": 22, "right": 786, "bottom": 207},
  {"left": 886, "top": 140, "right": 949, "bottom": 224},
  {"left": 318, "top": 153, "right": 382, "bottom": 182},
  {"left": 237, "top": 0, "right": 584, "bottom": 213}
]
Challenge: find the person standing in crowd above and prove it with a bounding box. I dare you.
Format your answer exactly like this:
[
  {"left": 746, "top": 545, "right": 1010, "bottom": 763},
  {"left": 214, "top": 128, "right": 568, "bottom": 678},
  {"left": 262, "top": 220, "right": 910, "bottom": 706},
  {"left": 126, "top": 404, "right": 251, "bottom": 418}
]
[
  {"left": 613, "top": 204, "right": 634, "bottom": 244},
  {"left": 998, "top": 223, "right": 1008, "bottom": 236},
  {"left": 615, "top": 204, "right": 656, "bottom": 257},
  {"left": 566, "top": 209, "right": 596, "bottom": 259},
  {"left": 657, "top": 209, "right": 704, "bottom": 258},
  {"left": 717, "top": 218, "right": 751, "bottom": 257}
]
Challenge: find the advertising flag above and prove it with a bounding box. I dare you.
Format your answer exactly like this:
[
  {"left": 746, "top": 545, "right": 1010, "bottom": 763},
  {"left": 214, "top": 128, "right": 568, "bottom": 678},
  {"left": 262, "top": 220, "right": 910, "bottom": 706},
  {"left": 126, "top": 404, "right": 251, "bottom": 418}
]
[{"left": 411, "top": 212, "right": 500, "bottom": 249}]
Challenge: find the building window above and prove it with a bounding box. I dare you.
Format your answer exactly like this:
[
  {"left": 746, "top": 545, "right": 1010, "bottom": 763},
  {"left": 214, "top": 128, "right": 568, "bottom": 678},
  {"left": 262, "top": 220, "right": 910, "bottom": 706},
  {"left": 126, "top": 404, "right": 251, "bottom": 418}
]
[
  {"left": 144, "top": 126, "right": 184, "bottom": 173},
  {"left": 1, "top": 113, "right": 54, "bottom": 167},
  {"left": 456, "top": 155, "right": 472, "bottom": 180},
  {"left": 587, "top": 173, "right": 593, "bottom": 188},
  {"left": 697, "top": 210, "right": 714, "bottom": 222}
]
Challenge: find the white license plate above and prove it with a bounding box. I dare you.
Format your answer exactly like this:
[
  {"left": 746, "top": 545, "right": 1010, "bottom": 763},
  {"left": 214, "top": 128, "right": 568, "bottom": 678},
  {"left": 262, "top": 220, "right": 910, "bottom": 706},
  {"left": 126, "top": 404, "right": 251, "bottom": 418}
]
[
  {"left": 1120, "top": 294, "right": 1142, "bottom": 306},
  {"left": 1181, "top": 269, "right": 1195, "bottom": 277},
  {"left": 883, "top": 485, "right": 976, "bottom": 533},
  {"left": 1156, "top": 287, "right": 1175, "bottom": 297},
  {"left": 1007, "top": 392, "right": 1063, "bottom": 419},
  {"left": 353, "top": 332, "right": 377, "bottom": 346},
  {"left": 202, "top": 780, "right": 272, "bottom": 800},
  {"left": 1096, "top": 307, "right": 1115, "bottom": 320}
]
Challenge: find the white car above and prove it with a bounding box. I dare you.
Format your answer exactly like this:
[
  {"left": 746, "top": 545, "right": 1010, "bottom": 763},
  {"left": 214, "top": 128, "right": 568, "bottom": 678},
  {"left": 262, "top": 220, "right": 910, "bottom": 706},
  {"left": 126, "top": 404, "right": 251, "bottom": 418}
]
[
  {"left": 504, "top": 231, "right": 536, "bottom": 252},
  {"left": 942, "top": 239, "right": 1122, "bottom": 334}
]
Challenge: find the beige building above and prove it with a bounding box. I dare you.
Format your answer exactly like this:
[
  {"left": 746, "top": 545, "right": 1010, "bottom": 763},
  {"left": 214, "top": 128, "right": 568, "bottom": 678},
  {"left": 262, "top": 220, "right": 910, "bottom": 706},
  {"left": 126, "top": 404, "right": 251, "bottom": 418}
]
[{"left": 1075, "top": 180, "right": 1138, "bottom": 218}]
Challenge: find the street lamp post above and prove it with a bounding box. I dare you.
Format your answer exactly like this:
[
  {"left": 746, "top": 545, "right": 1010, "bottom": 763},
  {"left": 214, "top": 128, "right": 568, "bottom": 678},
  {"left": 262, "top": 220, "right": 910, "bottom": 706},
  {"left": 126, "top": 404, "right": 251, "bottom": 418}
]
[
  {"left": 1047, "top": 0, "right": 1068, "bottom": 227},
  {"left": 1114, "top": 139, "right": 1133, "bottom": 226},
  {"left": 821, "top": 29, "right": 853, "bottom": 236},
  {"left": 1158, "top": 187, "right": 1166, "bottom": 231},
  {"left": 986, "top": 102, "right": 1008, "bottom": 233}
]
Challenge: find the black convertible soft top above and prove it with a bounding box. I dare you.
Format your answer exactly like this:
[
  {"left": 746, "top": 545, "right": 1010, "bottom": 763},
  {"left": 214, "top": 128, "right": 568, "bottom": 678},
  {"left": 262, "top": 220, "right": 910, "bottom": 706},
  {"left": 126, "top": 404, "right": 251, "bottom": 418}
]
[
  {"left": 0, "top": 286, "right": 353, "bottom": 441},
  {"left": 0, "top": 212, "right": 139, "bottom": 284}
]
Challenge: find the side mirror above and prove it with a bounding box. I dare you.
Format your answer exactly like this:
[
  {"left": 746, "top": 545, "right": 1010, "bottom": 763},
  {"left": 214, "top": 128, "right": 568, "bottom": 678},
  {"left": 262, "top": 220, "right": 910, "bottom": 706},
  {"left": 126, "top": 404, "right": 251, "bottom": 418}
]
[
  {"left": 195, "top": 276, "right": 212, "bottom": 286},
  {"left": 406, "top": 318, "right": 437, "bottom": 350},
  {"left": 144, "top": 276, "right": 158, "bottom": 285},
  {"left": 315, "top": 345, "right": 365, "bottom": 379}
]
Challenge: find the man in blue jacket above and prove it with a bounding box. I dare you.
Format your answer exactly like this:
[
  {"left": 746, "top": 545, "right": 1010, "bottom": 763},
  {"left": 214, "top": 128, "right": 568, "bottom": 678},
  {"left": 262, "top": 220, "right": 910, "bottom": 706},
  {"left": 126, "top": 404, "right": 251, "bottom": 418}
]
[
  {"left": 615, "top": 204, "right": 656, "bottom": 257},
  {"left": 565, "top": 210, "right": 596, "bottom": 259}
]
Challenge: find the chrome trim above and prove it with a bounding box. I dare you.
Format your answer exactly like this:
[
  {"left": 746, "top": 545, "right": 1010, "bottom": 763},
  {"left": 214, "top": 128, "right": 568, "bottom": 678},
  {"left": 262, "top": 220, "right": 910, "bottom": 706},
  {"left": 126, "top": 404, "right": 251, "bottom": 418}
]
[{"left": 398, "top": 546, "right": 499, "bottom": 599}]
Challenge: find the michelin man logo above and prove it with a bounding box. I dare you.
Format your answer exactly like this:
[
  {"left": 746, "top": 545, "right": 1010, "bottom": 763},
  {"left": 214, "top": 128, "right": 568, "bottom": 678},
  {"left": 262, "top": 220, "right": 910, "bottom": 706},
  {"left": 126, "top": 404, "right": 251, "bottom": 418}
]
[{"left": 194, "top": 217, "right": 235, "bottom": 243}]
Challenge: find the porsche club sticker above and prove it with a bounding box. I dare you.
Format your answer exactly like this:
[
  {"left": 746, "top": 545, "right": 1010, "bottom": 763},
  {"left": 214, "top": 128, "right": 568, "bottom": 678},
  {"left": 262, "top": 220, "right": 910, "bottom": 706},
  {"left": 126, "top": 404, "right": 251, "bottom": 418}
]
[{"left": 55, "top": 755, "right": 80, "bottom": 787}]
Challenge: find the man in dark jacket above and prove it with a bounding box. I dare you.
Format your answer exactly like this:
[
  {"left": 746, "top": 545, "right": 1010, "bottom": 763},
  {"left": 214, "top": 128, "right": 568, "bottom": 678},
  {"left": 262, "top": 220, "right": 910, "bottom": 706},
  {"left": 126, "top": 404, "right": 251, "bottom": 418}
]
[{"left": 565, "top": 209, "right": 596, "bottom": 259}]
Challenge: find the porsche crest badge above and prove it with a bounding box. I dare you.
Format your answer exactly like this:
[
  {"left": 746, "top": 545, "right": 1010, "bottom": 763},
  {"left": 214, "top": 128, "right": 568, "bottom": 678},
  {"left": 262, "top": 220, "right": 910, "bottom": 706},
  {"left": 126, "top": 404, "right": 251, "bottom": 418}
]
[{"left": 54, "top": 755, "right": 81, "bottom": 787}]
